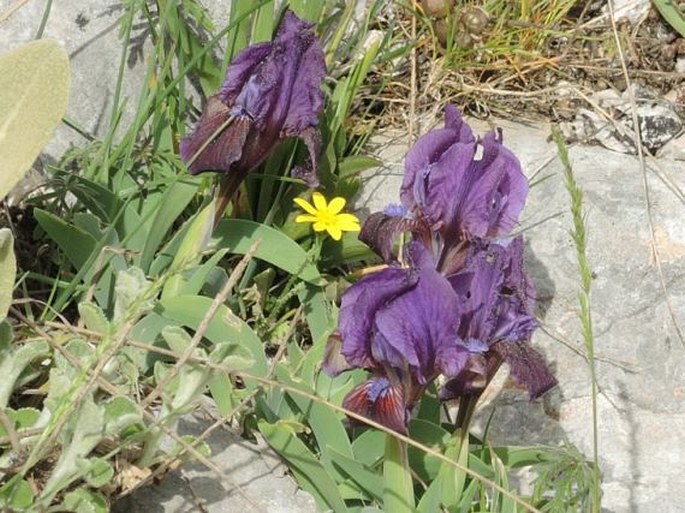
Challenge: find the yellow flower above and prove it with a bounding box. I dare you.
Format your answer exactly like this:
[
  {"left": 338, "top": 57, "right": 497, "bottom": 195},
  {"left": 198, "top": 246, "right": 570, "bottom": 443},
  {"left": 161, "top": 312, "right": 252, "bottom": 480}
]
[{"left": 294, "top": 192, "right": 361, "bottom": 241}]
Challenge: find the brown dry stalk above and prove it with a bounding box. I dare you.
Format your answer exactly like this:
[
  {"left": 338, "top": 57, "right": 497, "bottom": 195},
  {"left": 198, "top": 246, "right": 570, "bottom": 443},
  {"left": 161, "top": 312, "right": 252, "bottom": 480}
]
[
  {"left": 0, "top": 408, "right": 20, "bottom": 453},
  {"left": 141, "top": 240, "right": 261, "bottom": 409},
  {"left": 0, "top": 0, "right": 29, "bottom": 24},
  {"left": 606, "top": 2, "right": 685, "bottom": 350},
  {"left": 17, "top": 313, "right": 259, "bottom": 508}
]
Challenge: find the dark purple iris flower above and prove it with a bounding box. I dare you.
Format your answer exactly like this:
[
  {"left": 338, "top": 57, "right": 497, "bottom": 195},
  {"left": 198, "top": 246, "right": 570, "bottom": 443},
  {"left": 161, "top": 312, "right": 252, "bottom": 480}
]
[
  {"left": 400, "top": 105, "right": 529, "bottom": 241},
  {"left": 180, "top": 10, "right": 326, "bottom": 216},
  {"left": 326, "top": 105, "right": 556, "bottom": 433},
  {"left": 441, "top": 238, "right": 557, "bottom": 401},
  {"left": 324, "top": 241, "right": 486, "bottom": 433},
  {"left": 361, "top": 106, "right": 529, "bottom": 266}
]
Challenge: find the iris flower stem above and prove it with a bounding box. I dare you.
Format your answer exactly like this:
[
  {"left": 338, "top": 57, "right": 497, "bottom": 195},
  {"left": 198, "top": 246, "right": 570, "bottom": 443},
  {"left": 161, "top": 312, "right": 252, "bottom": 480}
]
[
  {"left": 383, "top": 434, "right": 415, "bottom": 513},
  {"left": 454, "top": 395, "right": 478, "bottom": 434},
  {"left": 443, "top": 395, "right": 478, "bottom": 505}
]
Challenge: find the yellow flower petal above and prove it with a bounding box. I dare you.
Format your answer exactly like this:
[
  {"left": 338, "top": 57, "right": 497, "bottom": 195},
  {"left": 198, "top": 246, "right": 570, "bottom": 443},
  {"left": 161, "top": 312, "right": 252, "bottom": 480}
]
[
  {"left": 327, "top": 225, "right": 342, "bottom": 240},
  {"left": 295, "top": 214, "right": 319, "bottom": 224},
  {"left": 335, "top": 213, "right": 361, "bottom": 231},
  {"left": 293, "top": 197, "right": 317, "bottom": 216},
  {"left": 294, "top": 191, "right": 360, "bottom": 242},
  {"left": 312, "top": 192, "right": 327, "bottom": 211},
  {"left": 327, "top": 196, "right": 346, "bottom": 215}
]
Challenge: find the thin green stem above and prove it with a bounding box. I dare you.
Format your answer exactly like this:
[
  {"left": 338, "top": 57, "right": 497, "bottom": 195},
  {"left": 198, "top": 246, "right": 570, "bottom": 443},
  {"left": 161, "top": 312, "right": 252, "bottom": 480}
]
[
  {"left": 324, "top": 0, "right": 356, "bottom": 68},
  {"left": 553, "top": 129, "right": 601, "bottom": 513},
  {"left": 34, "top": 0, "right": 53, "bottom": 39},
  {"left": 61, "top": 116, "right": 95, "bottom": 142}
]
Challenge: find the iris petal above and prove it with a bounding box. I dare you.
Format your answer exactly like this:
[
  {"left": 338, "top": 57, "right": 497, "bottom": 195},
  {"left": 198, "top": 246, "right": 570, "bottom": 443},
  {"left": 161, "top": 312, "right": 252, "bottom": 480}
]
[
  {"left": 342, "top": 377, "right": 409, "bottom": 434},
  {"left": 399, "top": 105, "right": 528, "bottom": 242},
  {"left": 180, "top": 9, "right": 327, "bottom": 215}
]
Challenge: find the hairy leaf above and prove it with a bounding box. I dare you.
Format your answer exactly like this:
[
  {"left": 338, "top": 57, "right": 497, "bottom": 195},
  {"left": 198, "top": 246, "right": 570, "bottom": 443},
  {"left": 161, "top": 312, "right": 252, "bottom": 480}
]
[{"left": 0, "top": 40, "right": 69, "bottom": 201}]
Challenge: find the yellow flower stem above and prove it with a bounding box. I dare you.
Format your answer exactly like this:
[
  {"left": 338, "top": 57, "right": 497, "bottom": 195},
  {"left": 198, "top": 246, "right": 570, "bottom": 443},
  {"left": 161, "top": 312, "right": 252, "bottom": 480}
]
[{"left": 312, "top": 231, "right": 324, "bottom": 263}]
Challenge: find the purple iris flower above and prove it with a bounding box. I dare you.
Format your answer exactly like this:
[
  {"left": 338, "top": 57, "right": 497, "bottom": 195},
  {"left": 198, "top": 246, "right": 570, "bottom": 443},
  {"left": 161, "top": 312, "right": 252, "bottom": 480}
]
[
  {"left": 442, "top": 238, "right": 557, "bottom": 400},
  {"left": 324, "top": 241, "right": 484, "bottom": 433},
  {"left": 400, "top": 105, "right": 529, "bottom": 241},
  {"left": 180, "top": 10, "right": 326, "bottom": 213},
  {"left": 326, "top": 105, "right": 556, "bottom": 433},
  {"left": 360, "top": 106, "right": 530, "bottom": 267}
]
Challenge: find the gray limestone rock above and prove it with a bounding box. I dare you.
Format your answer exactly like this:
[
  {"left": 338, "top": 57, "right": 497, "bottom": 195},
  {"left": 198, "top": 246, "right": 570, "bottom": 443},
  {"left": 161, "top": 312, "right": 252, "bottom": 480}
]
[
  {"left": 559, "top": 86, "right": 684, "bottom": 154},
  {"left": 3, "top": 1, "right": 684, "bottom": 511},
  {"left": 0, "top": 1, "right": 147, "bottom": 162},
  {"left": 111, "top": 412, "right": 319, "bottom": 513}
]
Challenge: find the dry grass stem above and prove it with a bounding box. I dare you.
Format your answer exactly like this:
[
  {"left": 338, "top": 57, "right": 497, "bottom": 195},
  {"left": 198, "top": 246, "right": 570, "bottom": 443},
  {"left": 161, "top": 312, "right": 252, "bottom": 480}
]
[{"left": 142, "top": 240, "right": 261, "bottom": 408}]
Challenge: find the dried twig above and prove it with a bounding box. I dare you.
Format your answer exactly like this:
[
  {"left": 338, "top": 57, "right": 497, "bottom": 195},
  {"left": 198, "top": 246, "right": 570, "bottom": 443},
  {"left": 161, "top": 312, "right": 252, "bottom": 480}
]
[
  {"left": 142, "top": 240, "right": 261, "bottom": 408},
  {"left": 606, "top": 2, "right": 685, "bottom": 350}
]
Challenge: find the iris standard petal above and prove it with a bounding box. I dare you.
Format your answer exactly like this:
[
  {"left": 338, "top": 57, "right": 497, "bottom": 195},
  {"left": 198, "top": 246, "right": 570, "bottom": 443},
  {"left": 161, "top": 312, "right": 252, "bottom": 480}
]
[
  {"left": 281, "top": 19, "right": 327, "bottom": 134},
  {"left": 443, "top": 104, "right": 476, "bottom": 143},
  {"left": 218, "top": 42, "right": 274, "bottom": 106},
  {"left": 447, "top": 243, "right": 502, "bottom": 346},
  {"left": 414, "top": 141, "right": 477, "bottom": 232},
  {"left": 397, "top": 105, "right": 529, "bottom": 244},
  {"left": 465, "top": 131, "right": 529, "bottom": 238},
  {"left": 400, "top": 104, "right": 476, "bottom": 229}
]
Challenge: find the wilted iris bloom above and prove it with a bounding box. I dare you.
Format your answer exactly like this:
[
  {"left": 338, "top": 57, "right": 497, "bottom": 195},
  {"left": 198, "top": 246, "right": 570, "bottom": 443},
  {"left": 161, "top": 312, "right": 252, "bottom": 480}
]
[
  {"left": 441, "top": 238, "right": 557, "bottom": 401},
  {"left": 180, "top": 10, "right": 326, "bottom": 216}
]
